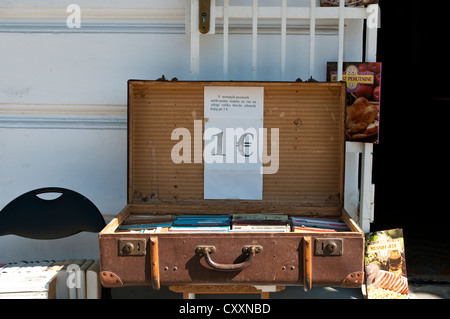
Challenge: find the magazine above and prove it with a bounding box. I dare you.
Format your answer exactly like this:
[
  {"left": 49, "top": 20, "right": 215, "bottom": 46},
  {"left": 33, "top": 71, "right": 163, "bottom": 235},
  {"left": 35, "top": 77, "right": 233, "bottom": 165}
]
[{"left": 365, "top": 229, "right": 409, "bottom": 299}]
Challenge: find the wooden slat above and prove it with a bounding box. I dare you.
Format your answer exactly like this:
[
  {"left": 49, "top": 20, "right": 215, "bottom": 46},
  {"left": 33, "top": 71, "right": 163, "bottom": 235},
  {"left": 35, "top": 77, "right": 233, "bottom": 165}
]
[
  {"left": 309, "top": 0, "right": 316, "bottom": 79},
  {"left": 280, "top": 0, "right": 287, "bottom": 80},
  {"left": 303, "top": 236, "right": 312, "bottom": 291},
  {"left": 223, "top": 0, "right": 229, "bottom": 80},
  {"left": 251, "top": 0, "right": 258, "bottom": 80},
  {"left": 99, "top": 206, "right": 131, "bottom": 234},
  {"left": 337, "top": 0, "right": 345, "bottom": 82}
]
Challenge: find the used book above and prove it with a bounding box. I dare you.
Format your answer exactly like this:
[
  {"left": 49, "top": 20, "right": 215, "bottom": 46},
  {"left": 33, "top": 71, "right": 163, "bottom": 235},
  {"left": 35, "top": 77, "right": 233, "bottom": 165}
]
[
  {"left": 116, "top": 214, "right": 175, "bottom": 232},
  {"left": 169, "top": 215, "right": 231, "bottom": 233},
  {"left": 231, "top": 214, "right": 290, "bottom": 232},
  {"left": 364, "top": 229, "right": 409, "bottom": 299},
  {"left": 327, "top": 61, "right": 382, "bottom": 143},
  {"left": 114, "top": 213, "right": 353, "bottom": 233},
  {"left": 0, "top": 259, "right": 101, "bottom": 299},
  {"left": 290, "top": 217, "right": 350, "bottom": 232},
  {"left": 0, "top": 260, "right": 58, "bottom": 299}
]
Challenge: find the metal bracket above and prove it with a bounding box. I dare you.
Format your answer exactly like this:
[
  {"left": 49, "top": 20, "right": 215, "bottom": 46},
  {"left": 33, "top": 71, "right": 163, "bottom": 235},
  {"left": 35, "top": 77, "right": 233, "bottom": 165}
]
[
  {"left": 195, "top": 245, "right": 216, "bottom": 255},
  {"left": 199, "top": 0, "right": 210, "bottom": 34},
  {"left": 242, "top": 245, "right": 263, "bottom": 255},
  {"left": 118, "top": 239, "right": 146, "bottom": 256},
  {"left": 315, "top": 238, "right": 343, "bottom": 256}
]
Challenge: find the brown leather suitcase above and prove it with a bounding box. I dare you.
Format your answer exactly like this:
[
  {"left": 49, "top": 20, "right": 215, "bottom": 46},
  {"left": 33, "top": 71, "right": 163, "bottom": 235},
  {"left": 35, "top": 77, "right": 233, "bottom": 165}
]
[{"left": 98, "top": 80, "right": 364, "bottom": 292}]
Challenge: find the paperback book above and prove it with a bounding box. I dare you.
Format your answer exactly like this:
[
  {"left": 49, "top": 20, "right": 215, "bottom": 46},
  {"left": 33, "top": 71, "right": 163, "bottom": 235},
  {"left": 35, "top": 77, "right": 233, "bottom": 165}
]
[
  {"left": 169, "top": 215, "right": 231, "bottom": 233},
  {"left": 365, "top": 229, "right": 409, "bottom": 299},
  {"left": 116, "top": 214, "right": 175, "bottom": 232},
  {"left": 168, "top": 226, "right": 230, "bottom": 233},
  {"left": 121, "top": 214, "right": 176, "bottom": 225},
  {"left": 0, "top": 259, "right": 101, "bottom": 299},
  {"left": 172, "top": 215, "right": 232, "bottom": 226},
  {"left": 290, "top": 217, "right": 350, "bottom": 232},
  {"left": 230, "top": 214, "right": 290, "bottom": 232}
]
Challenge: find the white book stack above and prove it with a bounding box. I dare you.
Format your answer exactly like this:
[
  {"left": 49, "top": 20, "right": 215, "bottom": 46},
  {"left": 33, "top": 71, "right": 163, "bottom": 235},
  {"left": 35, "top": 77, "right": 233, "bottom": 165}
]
[
  {"left": 0, "top": 260, "right": 58, "bottom": 299},
  {"left": 86, "top": 259, "right": 101, "bottom": 299},
  {"left": 0, "top": 259, "right": 102, "bottom": 299}
]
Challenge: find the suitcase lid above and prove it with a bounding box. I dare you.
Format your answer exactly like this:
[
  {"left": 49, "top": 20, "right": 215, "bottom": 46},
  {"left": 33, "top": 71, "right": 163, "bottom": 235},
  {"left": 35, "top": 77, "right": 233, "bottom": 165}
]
[{"left": 127, "top": 80, "right": 346, "bottom": 212}]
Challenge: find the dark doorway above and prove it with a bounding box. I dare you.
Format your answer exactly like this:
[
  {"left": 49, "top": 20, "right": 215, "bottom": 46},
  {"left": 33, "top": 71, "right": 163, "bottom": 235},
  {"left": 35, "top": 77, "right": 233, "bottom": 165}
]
[{"left": 372, "top": 1, "right": 450, "bottom": 243}]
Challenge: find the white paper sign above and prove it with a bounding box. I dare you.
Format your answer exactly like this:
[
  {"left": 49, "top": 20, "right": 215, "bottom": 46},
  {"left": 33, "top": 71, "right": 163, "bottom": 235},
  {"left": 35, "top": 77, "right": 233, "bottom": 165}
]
[
  {"left": 204, "top": 87, "right": 264, "bottom": 200},
  {"left": 204, "top": 87, "right": 264, "bottom": 119}
]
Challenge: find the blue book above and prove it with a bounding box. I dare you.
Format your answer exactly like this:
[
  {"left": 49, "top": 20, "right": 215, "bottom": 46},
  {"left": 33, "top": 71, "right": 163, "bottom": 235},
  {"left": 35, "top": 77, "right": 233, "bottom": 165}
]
[{"left": 173, "top": 215, "right": 231, "bottom": 226}]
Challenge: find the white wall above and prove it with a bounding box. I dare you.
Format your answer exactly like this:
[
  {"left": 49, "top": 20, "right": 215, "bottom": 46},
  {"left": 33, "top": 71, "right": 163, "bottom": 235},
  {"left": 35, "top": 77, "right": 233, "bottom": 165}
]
[{"left": 0, "top": 0, "right": 365, "bottom": 264}]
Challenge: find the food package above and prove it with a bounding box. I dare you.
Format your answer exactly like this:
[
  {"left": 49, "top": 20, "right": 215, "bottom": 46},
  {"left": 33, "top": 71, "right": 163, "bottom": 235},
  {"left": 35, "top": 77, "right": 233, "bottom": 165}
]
[{"left": 327, "top": 62, "right": 381, "bottom": 143}]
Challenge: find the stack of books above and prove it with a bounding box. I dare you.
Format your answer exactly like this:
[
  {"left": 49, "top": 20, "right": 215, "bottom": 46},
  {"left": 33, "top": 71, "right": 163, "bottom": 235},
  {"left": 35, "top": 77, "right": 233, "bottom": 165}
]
[
  {"left": 116, "top": 213, "right": 352, "bottom": 234},
  {"left": 230, "top": 214, "right": 290, "bottom": 232},
  {"left": 168, "top": 215, "right": 231, "bottom": 233},
  {"left": 0, "top": 259, "right": 101, "bottom": 299},
  {"left": 116, "top": 214, "right": 175, "bottom": 233},
  {"left": 290, "top": 217, "right": 350, "bottom": 232}
]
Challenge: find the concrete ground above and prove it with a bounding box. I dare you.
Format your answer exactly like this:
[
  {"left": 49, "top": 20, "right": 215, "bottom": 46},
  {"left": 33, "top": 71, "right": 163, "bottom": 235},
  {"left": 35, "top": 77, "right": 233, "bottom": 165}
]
[
  {"left": 401, "top": 236, "right": 450, "bottom": 299},
  {"left": 110, "top": 283, "right": 450, "bottom": 299},
  {"left": 408, "top": 282, "right": 450, "bottom": 299}
]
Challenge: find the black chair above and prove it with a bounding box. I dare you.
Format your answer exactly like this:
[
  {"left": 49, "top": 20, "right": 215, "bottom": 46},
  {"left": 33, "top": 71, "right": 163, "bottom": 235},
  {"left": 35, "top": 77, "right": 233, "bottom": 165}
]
[
  {"left": 0, "top": 187, "right": 105, "bottom": 239},
  {"left": 0, "top": 187, "right": 110, "bottom": 298}
]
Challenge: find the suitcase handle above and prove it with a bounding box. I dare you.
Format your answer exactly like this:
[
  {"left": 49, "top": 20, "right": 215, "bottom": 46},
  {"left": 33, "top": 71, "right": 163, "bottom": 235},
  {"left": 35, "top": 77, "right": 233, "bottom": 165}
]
[{"left": 195, "top": 245, "right": 263, "bottom": 271}]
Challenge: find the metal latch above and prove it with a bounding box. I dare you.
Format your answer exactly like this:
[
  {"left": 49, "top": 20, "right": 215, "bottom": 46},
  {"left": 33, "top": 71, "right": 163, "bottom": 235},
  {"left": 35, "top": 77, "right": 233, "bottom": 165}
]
[
  {"left": 315, "top": 238, "right": 343, "bottom": 256},
  {"left": 118, "top": 239, "right": 146, "bottom": 256}
]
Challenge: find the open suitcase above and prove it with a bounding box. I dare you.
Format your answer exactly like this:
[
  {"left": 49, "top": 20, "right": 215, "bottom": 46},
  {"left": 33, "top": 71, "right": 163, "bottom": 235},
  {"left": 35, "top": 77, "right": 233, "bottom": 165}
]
[{"left": 99, "top": 80, "right": 364, "bottom": 292}]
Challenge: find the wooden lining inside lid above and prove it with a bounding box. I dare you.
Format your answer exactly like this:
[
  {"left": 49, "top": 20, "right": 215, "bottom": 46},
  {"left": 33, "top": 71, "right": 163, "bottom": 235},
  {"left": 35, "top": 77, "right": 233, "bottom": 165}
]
[{"left": 127, "top": 81, "right": 346, "bottom": 210}]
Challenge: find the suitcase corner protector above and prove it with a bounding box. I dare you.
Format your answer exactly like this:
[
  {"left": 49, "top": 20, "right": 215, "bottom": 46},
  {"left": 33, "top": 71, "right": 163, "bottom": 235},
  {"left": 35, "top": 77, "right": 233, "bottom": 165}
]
[
  {"left": 100, "top": 270, "right": 124, "bottom": 288},
  {"left": 340, "top": 271, "right": 364, "bottom": 288}
]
